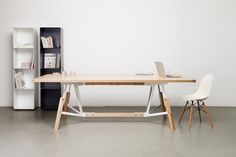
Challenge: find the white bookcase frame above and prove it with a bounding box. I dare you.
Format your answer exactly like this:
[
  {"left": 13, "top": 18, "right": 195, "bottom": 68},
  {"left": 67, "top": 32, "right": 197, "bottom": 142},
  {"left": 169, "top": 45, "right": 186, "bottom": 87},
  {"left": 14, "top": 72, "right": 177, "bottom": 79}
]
[{"left": 13, "top": 28, "right": 37, "bottom": 110}]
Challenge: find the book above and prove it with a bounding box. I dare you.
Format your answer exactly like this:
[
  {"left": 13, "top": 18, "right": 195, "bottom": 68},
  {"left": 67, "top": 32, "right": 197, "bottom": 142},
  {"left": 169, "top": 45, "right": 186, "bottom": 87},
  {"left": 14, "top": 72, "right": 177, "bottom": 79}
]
[
  {"left": 44, "top": 53, "right": 56, "bottom": 68},
  {"left": 14, "top": 73, "right": 19, "bottom": 88},
  {"left": 56, "top": 53, "right": 61, "bottom": 68},
  {"left": 41, "top": 36, "right": 54, "bottom": 48},
  {"left": 40, "top": 53, "right": 43, "bottom": 69},
  {"left": 14, "top": 72, "right": 26, "bottom": 89},
  {"left": 47, "top": 36, "right": 53, "bottom": 48},
  {"left": 20, "top": 62, "right": 31, "bottom": 69},
  {"left": 41, "top": 37, "right": 48, "bottom": 48},
  {"left": 18, "top": 72, "right": 26, "bottom": 88},
  {"left": 30, "top": 53, "right": 34, "bottom": 69}
]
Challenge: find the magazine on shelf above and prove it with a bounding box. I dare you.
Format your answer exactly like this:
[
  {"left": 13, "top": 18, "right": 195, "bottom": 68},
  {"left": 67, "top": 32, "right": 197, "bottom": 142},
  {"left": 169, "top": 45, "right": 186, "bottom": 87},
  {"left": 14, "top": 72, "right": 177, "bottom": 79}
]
[
  {"left": 14, "top": 72, "right": 26, "bottom": 89},
  {"left": 44, "top": 53, "right": 56, "bottom": 68},
  {"left": 14, "top": 73, "right": 19, "bottom": 88},
  {"left": 56, "top": 54, "right": 60, "bottom": 68}
]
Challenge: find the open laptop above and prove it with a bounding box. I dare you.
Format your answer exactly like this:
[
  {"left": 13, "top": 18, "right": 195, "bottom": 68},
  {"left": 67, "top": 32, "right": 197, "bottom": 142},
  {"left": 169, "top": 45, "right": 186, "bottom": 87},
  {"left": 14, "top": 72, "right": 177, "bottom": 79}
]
[{"left": 155, "top": 61, "right": 181, "bottom": 78}]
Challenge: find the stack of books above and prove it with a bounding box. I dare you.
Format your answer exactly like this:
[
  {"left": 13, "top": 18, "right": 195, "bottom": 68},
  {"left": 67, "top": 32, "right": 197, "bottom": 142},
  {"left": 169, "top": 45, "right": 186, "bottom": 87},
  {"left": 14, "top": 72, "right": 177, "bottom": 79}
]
[
  {"left": 14, "top": 72, "right": 26, "bottom": 89},
  {"left": 44, "top": 53, "right": 60, "bottom": 68},
  {"left": 20, "top": 62, "right": 31, "bottom": 69},
  {"left": 41, "top": 36, "right": 54, "bottom": 48},
  {"left": 19, "top": 53, "right": 34, "bottom": 69}
]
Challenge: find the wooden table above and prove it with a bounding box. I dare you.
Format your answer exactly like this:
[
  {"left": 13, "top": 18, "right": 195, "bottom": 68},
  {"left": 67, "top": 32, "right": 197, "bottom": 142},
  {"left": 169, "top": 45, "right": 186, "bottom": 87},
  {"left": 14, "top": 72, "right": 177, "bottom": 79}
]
[{"left": 34, "top": 74, "right": 195, "bottom": 131}]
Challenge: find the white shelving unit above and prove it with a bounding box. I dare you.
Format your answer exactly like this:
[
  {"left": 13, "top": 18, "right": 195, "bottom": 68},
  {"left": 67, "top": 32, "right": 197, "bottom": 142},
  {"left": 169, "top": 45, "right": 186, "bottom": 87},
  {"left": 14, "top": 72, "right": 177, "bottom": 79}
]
[{"left": 13, "top": 28, "right": 36, "bottom": 110}]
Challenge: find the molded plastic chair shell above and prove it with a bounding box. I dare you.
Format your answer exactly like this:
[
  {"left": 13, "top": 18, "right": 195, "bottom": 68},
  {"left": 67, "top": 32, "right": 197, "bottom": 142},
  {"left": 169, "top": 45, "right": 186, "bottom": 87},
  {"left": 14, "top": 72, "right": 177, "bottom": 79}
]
[{"left": 183, "top": 74, "right": 214, "bottom": 101}]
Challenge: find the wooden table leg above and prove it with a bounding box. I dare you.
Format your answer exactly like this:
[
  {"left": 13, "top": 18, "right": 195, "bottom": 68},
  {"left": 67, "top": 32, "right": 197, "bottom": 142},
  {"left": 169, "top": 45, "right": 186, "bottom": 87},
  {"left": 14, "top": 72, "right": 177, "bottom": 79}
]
[
  {"left": 163, "top": 98, "right": 175, "bottom": 131},
  {"left": 62, "top": 92, "right": 70, "bottom": 118},
  {"left": 158, "top": 86, "right": 167, "bottom": 121},
  {"left": 54, "top": 94, "right": 66, "bottom": 130}
]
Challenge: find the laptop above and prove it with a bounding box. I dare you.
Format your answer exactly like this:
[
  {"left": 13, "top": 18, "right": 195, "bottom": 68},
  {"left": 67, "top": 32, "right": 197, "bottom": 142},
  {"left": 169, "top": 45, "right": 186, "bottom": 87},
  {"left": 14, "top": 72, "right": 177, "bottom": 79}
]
[
  {"left": 155, "top": 61, "right": 181, "bottom": 78},
  {"left": 155, "top": 61, "right": 166, "bottom": 77}
]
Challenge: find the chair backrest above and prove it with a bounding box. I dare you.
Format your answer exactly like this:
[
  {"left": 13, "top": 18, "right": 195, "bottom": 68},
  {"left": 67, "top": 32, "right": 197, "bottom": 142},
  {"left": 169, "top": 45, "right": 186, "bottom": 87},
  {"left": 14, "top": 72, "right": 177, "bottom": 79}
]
[{"left": 195, "top": 74, "right": 214, "bottom": 99}]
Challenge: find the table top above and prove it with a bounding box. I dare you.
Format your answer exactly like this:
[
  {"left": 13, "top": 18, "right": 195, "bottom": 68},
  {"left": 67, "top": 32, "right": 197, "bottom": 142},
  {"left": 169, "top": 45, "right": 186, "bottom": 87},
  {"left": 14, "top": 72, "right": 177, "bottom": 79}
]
[{"left": 33, "top": 74, "right": 196, "bottom": 84}]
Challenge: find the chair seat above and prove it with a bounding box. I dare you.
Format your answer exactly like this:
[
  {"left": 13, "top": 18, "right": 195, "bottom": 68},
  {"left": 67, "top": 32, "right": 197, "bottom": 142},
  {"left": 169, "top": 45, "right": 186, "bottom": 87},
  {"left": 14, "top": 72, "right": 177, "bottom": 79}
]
[{"left": 182, "top": 94, "right": 207, "bottom": 101}]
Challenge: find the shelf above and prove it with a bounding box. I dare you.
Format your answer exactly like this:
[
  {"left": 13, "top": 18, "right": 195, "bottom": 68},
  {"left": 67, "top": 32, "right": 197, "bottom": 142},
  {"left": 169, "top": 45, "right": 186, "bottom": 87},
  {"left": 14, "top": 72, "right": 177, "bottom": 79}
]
[
  {"left": 40, "top": 47, "right": 60, "bottom": 49},
  {"left": 40, "top": 47, "right": 61, "bottom": 53},
  {"left": 13, "top": 47, "right": 34, "bottom": 70},
  {"left": 13, "top": 49, "right": 34, "bottom": 52},
  {"left": 13, "top": 27, "right": 36, "bottom": 110},
  {"left": 41, "top": 83, "right": 61, "bottom": 90},
  {"left": 13, "top": 28, "right": 34, "bottom": 50},
  {"left": 41, "top": 68, "right": 61, "bottom": 70},
  {"left": 41, "top": 87, "right": 61, "bottom": 90},
  {"left": 14, "top": 68, "right": 34, "bottom": 70},
  {"left": 40, "top": 27, "right": 62, "bottom": 110},
  {"left": 13, "top": 46, "right": 34, "bottom": 49},
  {"left": 14, "top": 88, "right": 34, "bottom": 90},
  {"left": 40, "top": 68, "right": 61, "bottom": 75}
]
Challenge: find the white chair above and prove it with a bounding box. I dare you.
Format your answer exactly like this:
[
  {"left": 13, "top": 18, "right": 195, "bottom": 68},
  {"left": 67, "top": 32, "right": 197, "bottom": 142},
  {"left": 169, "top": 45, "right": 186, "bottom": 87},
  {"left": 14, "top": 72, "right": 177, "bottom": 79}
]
[{"left": 178, "top": 74, "right": 214, "bottom": 128}]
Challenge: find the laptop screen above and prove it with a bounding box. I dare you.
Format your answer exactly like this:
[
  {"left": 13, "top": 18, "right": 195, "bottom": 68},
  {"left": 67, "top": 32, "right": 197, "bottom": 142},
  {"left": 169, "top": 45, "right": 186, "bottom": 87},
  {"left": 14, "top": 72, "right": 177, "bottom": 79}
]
[{"left": 155, "top": 62, "right": 166, "bottom": 77}]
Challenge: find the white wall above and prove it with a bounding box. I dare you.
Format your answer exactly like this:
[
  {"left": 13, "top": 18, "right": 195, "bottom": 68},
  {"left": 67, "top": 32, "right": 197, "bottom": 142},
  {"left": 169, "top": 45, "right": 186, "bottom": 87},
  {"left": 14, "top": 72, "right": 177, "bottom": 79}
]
[{"left": 0, "top": 0, "right": 236, "bottom": 107}]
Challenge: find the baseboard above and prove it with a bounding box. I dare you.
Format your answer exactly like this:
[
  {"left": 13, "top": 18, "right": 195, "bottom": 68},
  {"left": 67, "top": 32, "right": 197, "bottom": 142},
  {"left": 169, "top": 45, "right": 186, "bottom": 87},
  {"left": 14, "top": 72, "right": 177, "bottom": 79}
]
[{"left": 0, "top": 105, "right": 12, "bottom": 107}]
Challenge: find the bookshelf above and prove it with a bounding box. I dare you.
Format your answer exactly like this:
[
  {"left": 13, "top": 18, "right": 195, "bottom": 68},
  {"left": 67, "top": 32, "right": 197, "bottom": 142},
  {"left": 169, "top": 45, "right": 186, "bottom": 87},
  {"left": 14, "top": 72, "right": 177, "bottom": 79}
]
[
  {"left": 13, "top": 28, "right": 36, "bottom": 110},
  {"left": 39, "top": 27, "right": 63, "bottom": 110}
]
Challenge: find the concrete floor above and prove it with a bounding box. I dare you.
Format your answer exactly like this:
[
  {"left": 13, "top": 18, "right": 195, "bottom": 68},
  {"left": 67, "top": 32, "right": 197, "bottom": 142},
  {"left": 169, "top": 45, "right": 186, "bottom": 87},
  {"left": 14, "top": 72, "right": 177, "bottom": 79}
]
[{"left": 0, "top": 107, "right": 236, "bottom": 157}]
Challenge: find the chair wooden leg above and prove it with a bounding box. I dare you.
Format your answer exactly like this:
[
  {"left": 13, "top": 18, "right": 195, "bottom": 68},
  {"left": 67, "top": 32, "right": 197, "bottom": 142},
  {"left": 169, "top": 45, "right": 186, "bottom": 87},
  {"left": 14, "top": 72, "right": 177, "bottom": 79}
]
[
  {"left": 197, "top": 101, "right": 202, "bottom": 123},
  {"left": 201, "top": 102, "right": 213, "bottom": 127},
  {"left": 178, "top": 101, "right": 188, "bottom": 124},
  {"left": 188, "top": 102, "right": 193, "bottom": 129}
]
